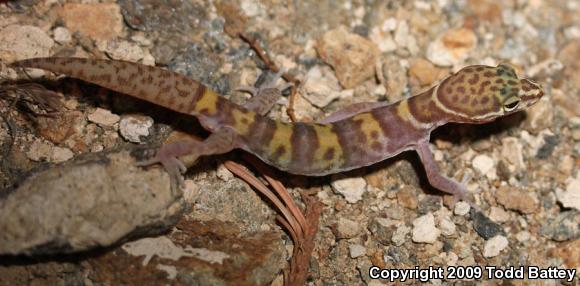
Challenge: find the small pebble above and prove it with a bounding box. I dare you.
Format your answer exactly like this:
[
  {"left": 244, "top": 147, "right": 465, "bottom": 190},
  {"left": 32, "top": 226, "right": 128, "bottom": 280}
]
[
  {"left": 515, "top": 231, "right": 530, "bottom": 243},
  {"left": 348, "top": 244, "right": 366, "bottom": 258},
  {"left": 411, "top": 213, "right": 440, "bottom": 244},
  {"left": 337, "top": 218, "right": 361, "bottom": 239},
  {"left": 331, "top": 175, "right": 367, "bottom": 204},
  {"left": 454, "top": 201, "right": 471, "bottom": 216},
  {"left": 496, "top": 186, "right": 538, "bottom": 214},
  {"left": 500, "top": 137, "right": 524, "bottom": 172},
  {"left": 53, "top": 27, "right": 72, "bottom": 44},
  {"left": 472, "top": 154, "right": 496, "bottom": 179},
  {"left": 426, "top": 28, "right": 477, "bottom": 67},
  {"left": 119, "top": 114, "right": 153, "bottom": 143},
  {"left": 556, "top": 176, "right": 580, "bottom": 211},
  {"left": 438, "top": 216, "right": 456, "bottom": 236},
  {"left": 392, "top": 225, "right": 411, "bottom": 246},
  {"left": 541, "top": 211, "right": 580, "bottom": 241},
  {"left": 88, "top": 108, "right": 120, "bottom": 127},
  {"left": 472, "top": 211, "right": 504, "bottom": 239},
  {"left": 98, "top": 40, "right": 144, "bottom": 62},
  {"left": 488, "top": 206, "right": 510, "bottom": 223},
  {"left": 483, "top": 235, "right": 509, "bottom": 258},
  {"left": 316, "top": 26, "right": 380, "bottom": 89},
  {"left": 51, "top": 146, "right": 74, "bottom": 163},
  {"left": 302, "top": 66, "right": 343, "bottom": 108}
]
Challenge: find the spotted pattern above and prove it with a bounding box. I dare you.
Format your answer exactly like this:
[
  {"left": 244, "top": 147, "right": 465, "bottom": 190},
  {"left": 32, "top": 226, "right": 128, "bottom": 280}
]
[
  {"left": 433, "top": 64, "right": 525, "bottom": 121},
  {"left": 13, "top": 57, "right": 206, "bottom": 115}
]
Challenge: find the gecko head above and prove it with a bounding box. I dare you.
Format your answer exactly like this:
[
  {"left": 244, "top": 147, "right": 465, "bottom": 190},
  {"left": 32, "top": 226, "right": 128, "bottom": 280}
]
[{"left": 434, "top": 64, "right": 544, "bottom": 123}]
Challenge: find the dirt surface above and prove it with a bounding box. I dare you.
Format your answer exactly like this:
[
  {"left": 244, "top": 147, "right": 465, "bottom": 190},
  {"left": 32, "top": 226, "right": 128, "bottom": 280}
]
[{"left": 0, "top": 0, "right": 579, "bottom": 285}]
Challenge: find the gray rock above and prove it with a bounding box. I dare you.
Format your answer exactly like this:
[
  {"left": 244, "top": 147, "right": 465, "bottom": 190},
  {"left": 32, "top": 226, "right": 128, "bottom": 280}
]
[{"left": 0, "top": 150, "right": 185, "bottom": 255}]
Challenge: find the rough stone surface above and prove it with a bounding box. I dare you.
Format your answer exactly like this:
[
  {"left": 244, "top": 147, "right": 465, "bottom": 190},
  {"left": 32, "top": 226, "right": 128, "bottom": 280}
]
[
  {"left": 411, "top": 213, "right": 440, "bottom": 244},
  {"left": 0, "top": 25, "right": 54, "bottom": 62},
  {"left": 496, "top": 186, "right": 539, "bottom": 214},
  {"left": 316, "top": 26, "right": 380, "bottom": 89},
  {"left": 426, "top": 28, "right": 477, "bottom": 67},
  {"left": 59, "top": 3, "right": 124, "bottom": 41},
  {"left": 0, "top": 151, "right": 185, "bottom": 255}
]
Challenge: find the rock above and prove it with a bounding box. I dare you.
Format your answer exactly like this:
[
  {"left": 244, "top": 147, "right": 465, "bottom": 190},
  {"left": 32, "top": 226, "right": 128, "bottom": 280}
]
[
  {"left": 558, "top": 40, "right": 580, "bottom": 90},
  {"left": 548, "top": 239, "right": 580, "bottom": 270},
  {"left": 454, "top": 201, "right": 471, "bottom": 216},
  {"left": 496, "top": 186, "right": 539, "bottom": 214},
  {"left": 98, "top": 218, "right": 284, "bottom": 285},
  {"left": 331, "top": 175, "right": 367, "bottom": 204},
  {"left": 542, "top": 211, "right": 580, "bottom": 241},
  {"left": 488, "top": 206, "right": 510, "bottom": 223},
  {"left": 0, "top": 24, "right": 54, "bottom": 63},
  {"left": 369, "top": 26, "right": 397, "bottom": 53},
  {"left": 26, "top": 140, "right": 53, "bottom": 162},
  {"left": 368, "top": 217, "right": 399, "bottom": 245},
  {"left": 392, "top": 225, "right": 411, "bottom": 246},
  {"left": 51, "top": 146, "right": 74, "bottom": 163},
  {"left": 500, "top": 137, "right": 525, "bottom": 172},
  {"left": 0, "top": 151, "right": 185, "bottom": 255},
  {"left": 437, "top": 215, "right": 456, "bottom": 236},
  {"left": 556, "top": 176, "right": 580, "bottom": 211},
  {"left": 515, "top": 231, "right": 530, "bottom": 243},
  {"left": 426, "top": 28, "right": 477, "bottom": 67},
  {"left": 408, "top": 58, "right": 447, "bottom": 86},
  {"left": 393, "top": 21, "right": 418, "bottom": 55},
  {"left": 472, "top": 211, "right": 504, "bottom": 239},
  {"left": 411, "top": 213, "right": 440, "bottom": 244},
  {"left": 98, "top": 40, "right": 144, "bottom": 62},
  {"left": 396, "top": 187, "right": 417, "bottom": 209},
  {"left": 53, "top": 27, "right": 72, "bottom": 44},
  {"left": 523, "top": 98, "right": 553, "bottom": 133},
  {"left": 380, "top": 58, "right": 408, "bottom": 102},
  {"left": 302, "top": 66, "right": 344, "bottom": 108},
  {"left": 483, "top": 235, "right": 508, "bottom": 258},
  {"left": 36, "top": 111, "right": 83, "bottom": 144},
  {"left": 337, "top": 218, "right": 362, "bottom": 239},
  {"left": 119, "top": 114, "right": 154, "bottom": 143},
  {"left": 88, "top": 108, "right": 121, "bottom": 127},
  {"left": 59, "top": 3, "right": 124, "bottom": 41},
  {"left": 467, "top": 0, "right": 502, "bottom": 24},
  {"left": 348, "top": 244, "right": 366, "bottom": 258},
  {"left": 316, "top": 26, "right": 380, "bottom": 89},
  {"left": 472, "top": 154, "right": 496, "bottom": 179}
]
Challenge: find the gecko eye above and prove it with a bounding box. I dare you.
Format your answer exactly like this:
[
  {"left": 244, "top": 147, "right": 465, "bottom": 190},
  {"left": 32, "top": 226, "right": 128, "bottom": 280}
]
[{"left": 503, "top": 98, "right": 520, "bottom": 112}]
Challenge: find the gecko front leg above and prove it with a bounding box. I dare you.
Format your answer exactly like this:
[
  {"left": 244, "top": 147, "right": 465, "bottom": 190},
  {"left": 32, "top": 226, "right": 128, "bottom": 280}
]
[
  {"left": 414, "top": 140, "right": 476, "bottom": 209},
  {"left": 137, "top": 128, "right": 238, "bottom": 193},
  {"left": 237, "top": 69, "right": 292, "bottom": 115}
]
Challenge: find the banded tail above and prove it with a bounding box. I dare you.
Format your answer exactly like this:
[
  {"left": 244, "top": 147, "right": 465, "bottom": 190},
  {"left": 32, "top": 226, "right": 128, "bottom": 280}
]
[{"left": 11, "top": 57, "right": 210, "bottom": 115}]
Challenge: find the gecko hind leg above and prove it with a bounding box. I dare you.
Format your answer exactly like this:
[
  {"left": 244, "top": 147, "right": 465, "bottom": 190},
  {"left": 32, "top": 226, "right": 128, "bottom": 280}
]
[
  {"left": 238, "top": 69, "right": 292, "bottom": 115},
  {"left": 414, "top": 141, "right": 479, "bottom": 211},
  {"left": 136, "top": 128, "right": 238, "bottom": 194}
]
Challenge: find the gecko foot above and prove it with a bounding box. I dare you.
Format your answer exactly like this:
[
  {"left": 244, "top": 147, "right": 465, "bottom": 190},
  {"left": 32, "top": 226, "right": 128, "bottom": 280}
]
[
  {"left": 450, "top": 173, "right": 481, "bottom": 212},
  {"left": 136, "top": 141, "right": 194, "bottom": 195}
]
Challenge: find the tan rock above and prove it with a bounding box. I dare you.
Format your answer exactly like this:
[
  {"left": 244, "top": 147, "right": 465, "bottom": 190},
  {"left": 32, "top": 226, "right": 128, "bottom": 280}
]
[
  {"left": 495, "top": 186, "right": 539, "bottom": 214},
  {"left": 316, "top": 27, "right": 380, "bottom": 89},
  {"left": 59, "top": 3, "right": 124, "bottom": 41},
  {"left": 408, "top": 58, "right": 447, "bottom": 86},
  {"left": 0, "top": 25, "right": 54, "bottom": 62},
  {"left": 427, "top": 28, "right": 477, "bottom": 67}
]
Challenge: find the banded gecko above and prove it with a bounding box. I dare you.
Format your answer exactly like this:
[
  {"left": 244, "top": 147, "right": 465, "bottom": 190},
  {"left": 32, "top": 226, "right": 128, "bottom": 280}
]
[{"left": 11, "top": 58, "right": 544, "bottom": 203}]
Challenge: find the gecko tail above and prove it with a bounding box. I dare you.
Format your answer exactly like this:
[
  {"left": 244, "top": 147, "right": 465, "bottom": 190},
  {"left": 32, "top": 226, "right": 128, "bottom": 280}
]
[{"left": 11, "top": 57, "right": 206, "bottom": 115}]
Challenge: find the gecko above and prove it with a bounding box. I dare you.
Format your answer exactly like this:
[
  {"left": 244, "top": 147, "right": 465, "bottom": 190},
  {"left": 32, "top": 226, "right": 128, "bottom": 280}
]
[{"left": 10, "top": 57, "right": 544, "bottom": 203}]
